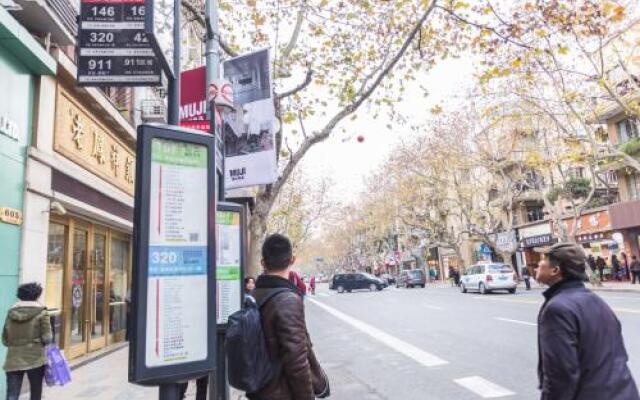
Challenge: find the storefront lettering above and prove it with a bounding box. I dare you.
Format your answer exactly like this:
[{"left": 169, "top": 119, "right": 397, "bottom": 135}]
[
  {"left": 0, "top": 115, "right": 20, "bottom": 141},
  {"left": 521, "top": 234, "right": 555, "bottom": 248},
  {"left": 110, "top": 145, "right": 120, "bottom": 177},
  {"left": 54, "top": 89, "right": 135, "bottom": 195},
  {"left": 92, "top": 131, "right": 107, "bottom": 164},
  {"left": 125, "top": 157, "right": 134, "bottom": 184},
  {"left": 71, "top": 114, "right": 85, "bottom": 150}
]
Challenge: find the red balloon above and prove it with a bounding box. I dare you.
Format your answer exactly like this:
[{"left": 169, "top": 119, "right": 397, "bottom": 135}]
[{"left": 357, "top": 135, "right": 365, "bottom": 143}]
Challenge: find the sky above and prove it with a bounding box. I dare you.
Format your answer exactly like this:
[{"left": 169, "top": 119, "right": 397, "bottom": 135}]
[{"left": 301, "top": 55, "right": 477, "bottom": 204}]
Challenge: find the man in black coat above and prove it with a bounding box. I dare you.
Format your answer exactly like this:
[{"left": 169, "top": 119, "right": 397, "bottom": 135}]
[{"left": 535, "top": 243, "right": 639, "bottom": 400}]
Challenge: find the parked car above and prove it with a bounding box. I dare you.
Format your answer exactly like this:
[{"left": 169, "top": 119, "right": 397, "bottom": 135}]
[
  {"left": 380, "top": 274, "right": 396, "bottom": 285},
  {"left": 460, "top": 263, "right": 517, "bottom": 294},
  {"left": 330, "top": 272, "right": 385, "bottom": 293},
  {"left": 396, "top": 269, "right": 426, "bottom": 288}
]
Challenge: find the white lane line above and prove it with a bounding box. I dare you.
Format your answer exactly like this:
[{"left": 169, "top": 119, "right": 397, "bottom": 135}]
[
  {"left": 454, "top": 376, "right": 515, "bottom": 398},
  {"left": 423, "top": 304, "right": 444, "bottom": 310},
  {"left": 316, "top": 293, "right": 330, "bottom": 297},
  {"left": 308, "top": 298, "right": 448, "bottom": 367},
  {"left": 612, "top": 307, "right": 640, "bottom": 314},
  {"left": 494, "top": 317, "right": 537, "bottom": 327}
]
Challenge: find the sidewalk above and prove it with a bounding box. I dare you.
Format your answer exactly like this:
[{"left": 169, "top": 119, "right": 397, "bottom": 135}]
[
  {"left": 517, "top": 281, "right": 640, "bottom": 293},
  {"left": 30, "top": 345, "right": 245, "bottom": 400}
]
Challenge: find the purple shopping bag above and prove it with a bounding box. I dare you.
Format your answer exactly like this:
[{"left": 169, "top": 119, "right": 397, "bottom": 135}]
[{"left": 44, "top": 345, "right": 71, "bottom": 386}]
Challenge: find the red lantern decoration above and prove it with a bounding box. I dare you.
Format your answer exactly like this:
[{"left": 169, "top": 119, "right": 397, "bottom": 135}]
[{"left": 357, "top": 135, "right": 365, "bottom": 143}]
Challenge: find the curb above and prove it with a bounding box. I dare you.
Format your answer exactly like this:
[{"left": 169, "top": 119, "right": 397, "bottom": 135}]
[{"left": 516, "top": 284, "right": 640, "bottom": 294}]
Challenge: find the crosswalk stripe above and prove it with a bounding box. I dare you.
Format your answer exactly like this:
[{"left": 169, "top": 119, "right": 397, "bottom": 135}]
[
  {"left": 454, "top": 376, "right": 515, "bottom": 398},
  {"left": 308, "top": 298, "right": 448, "bottom": 367}
]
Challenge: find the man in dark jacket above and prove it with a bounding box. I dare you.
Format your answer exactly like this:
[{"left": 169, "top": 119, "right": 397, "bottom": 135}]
[
  {"left": 535, "top": 243, "right": 639, "bottom": 400},
  {"left": 251, "top": 234, "right": 329, "bottom": 400}
]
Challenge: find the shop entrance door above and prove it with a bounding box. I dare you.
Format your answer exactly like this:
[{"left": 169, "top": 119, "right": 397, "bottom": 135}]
[
  {"left": 88, "top": 231, "right": 108, "bottom": 351},
  {"left": 67, "top": 227, "right": 111, "bottom": 358},
  {"left": 68, "top": 227, "right": 89, "bottom": 359}
]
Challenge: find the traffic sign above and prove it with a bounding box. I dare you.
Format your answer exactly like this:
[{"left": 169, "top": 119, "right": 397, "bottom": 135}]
[{"left": 77, "top": 0, "right": 162, "bottom": 86}]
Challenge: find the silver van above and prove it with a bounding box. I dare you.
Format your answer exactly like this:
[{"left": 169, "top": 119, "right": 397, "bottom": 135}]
[{"left": 460, "top": 263, "right": 517, "bottom": 294}]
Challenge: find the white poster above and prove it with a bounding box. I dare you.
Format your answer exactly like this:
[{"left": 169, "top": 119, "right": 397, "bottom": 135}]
[
  {"left": 216, "top": 210, "right": 242, "bottom": 325},
  {"left": 145, "top": 138, "right": 209, "bottom": 367},
  {"left": 223, "top": 48, "right": 278, "bottom": 189}
]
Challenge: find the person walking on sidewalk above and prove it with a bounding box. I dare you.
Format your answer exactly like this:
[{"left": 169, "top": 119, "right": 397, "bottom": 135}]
[
  {"left": 2, "top": 282, "right": 53, "bottom": 400},
  {"left": 631, "top": 256, "right": 640, "bottom": 284},
  {"left": 251, "top": 234, "right": 329, "bottom": 400},
  {"left": 309, "top": 275, "right": 316, "bottom": 295},
  {"left": 535, "top": 243, "right": 639, "bottom": 400},
  {"left": 596, "top": 256, "right": 606, "bottom": 281},
  {"left": 522, "top": 267, "right": 531, "bottom": 290}
]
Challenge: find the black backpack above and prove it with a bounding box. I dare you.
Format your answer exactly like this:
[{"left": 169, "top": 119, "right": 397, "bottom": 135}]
[{"left": 226, "top": 288, "right": 291, "bottom": 393}]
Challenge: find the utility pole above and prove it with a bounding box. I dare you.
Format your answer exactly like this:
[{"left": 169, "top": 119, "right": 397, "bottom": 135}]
[{"left": 205, "top": 1, "right": 227, "bottom": 400}]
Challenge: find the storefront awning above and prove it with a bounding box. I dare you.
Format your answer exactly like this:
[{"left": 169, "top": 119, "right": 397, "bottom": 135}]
[{"left": 0, "top": 7, "right": 56, "bottom": 75}]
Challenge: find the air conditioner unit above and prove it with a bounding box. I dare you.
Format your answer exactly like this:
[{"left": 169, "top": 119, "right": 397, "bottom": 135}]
[{"left": 141, "top": 99, "right": 166, "bottom": 122}]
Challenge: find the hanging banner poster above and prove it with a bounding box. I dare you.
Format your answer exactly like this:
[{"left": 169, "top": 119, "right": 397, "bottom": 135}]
[
  {"left": 216, "top": 207, "right": 242, "bottom": 325},
  {"left": 222, "top": 48, "right": 277, "bottom": 189},
  {"left": 129, "top": 125, "right": 216, "bottom": 386}
]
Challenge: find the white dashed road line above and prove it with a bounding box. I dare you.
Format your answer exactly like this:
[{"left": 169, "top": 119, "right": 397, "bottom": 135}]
[
  {"left": 454, "top": 376, "right": 515, "bottom": 398},
  {"left": 494, "top": 317, "right": 537, "bottom": 327},
  {"left": 423, "top": 304, "right": 444, "bottom": 310},
  {"left": 308, "top": 298, "right": 448, "bottom": 367}
]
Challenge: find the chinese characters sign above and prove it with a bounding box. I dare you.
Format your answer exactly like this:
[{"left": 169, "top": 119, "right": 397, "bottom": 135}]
[
  {"left": 77, "top": 0, "right": 161, "bottom": 85},
  {"left": 54, "top": 88, "right": 135, "bottom": 195},
  {"left": 145, "top": 138, "right": 208, "bottom": 367},
  {"left": 216, "top": 209, "right": 241, "bottom": 325}
]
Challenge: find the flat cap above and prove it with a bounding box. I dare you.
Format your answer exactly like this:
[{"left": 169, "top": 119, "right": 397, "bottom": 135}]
[{"left": 535, "top": 242, "right": 588, "bottom": 280}]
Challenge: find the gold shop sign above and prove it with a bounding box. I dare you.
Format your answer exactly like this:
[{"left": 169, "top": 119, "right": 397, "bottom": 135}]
[
  {"left": 54, "top": 88, "right": 135, "bottom": 195},
  {"left": 0, "top": 207, "right": 23, "bottom": 225}
]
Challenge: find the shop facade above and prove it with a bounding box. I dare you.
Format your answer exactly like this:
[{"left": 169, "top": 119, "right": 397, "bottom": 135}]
[
  {"left": 20, "top": 48, "right": 136, "bottom": 360},
  {"left": 561, "top": 207, "right": 615, "bottom": 259},
  {"left": 610, "top": 199, "right": 640, "bottom": 260},
  {"left": 516, "top": 221, "right": 555, "bottom": 275},
  {"left": 0, "top": 7, "right": 56, "bottom": 393}
]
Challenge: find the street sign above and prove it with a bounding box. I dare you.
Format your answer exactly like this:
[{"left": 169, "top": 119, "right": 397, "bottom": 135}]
[
  {"left": 77, "top": 0, "right": 162, "bottom": 85},
  {"left": 145, "top": 0, "right": 175, "bottom": 77},
  {"left": 216, "top": 202, "right": 245, "bottom": 327},
  {"left": 129, "top": 124, "right": 216, "bottom": 385}
]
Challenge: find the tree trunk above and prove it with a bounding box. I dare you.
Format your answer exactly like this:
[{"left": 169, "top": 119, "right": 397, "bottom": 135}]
[{"left": 247, "top": 201, "right": 270, "bottom": 278}]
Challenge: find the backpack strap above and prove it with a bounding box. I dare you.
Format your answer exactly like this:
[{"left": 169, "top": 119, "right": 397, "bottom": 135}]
[{"left": 257, "top": 288, "right": 294, "bottom": 310}]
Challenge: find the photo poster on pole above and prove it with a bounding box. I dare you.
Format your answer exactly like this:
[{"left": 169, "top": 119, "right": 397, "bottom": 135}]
[
  {"left": 216, "top": 202, "right": 245, "bottom": 328},
  {"left": 222, "top": 48, "right": 278, "bottom": 189},
  {"left": 129, "top": 124, "right": 216, "bottom": 385}
]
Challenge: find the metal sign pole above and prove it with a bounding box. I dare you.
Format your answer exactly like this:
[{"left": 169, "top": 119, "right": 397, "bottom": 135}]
[
  {"left": 166, "top": 0, "right": 181, "bottom": 125},
  {"left": 157, "top": 1, "right": 181, "bottom": 397}
]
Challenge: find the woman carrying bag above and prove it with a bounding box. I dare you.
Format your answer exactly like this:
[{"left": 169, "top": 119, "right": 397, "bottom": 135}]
[{"left": 2, "top": 282, "right": 52, "bottom": 400}]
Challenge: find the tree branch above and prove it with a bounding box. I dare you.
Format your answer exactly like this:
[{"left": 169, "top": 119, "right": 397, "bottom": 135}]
[
  {"left": 181, "top": 0, "right": 237, "bottom": 57},
  {"left": 276, "top": 68, "right": 314, "bottom": 100}
]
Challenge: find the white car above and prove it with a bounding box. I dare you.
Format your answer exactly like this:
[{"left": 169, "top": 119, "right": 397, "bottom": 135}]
[{"left": 460, "top": 263, "right": 517, "bottom": 294}]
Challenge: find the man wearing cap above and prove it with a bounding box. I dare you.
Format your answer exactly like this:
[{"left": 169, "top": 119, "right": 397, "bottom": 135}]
[{"left": 535, "top": 243, "right": 639, "bottom": 400}]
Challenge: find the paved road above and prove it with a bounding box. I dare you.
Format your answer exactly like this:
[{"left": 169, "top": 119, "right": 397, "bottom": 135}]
[
  {"left": 307, "top": 283, "right": 640, "bottom": 399},
  {"left": 36, "top": 283, "right": 639, "bottom": 400}
]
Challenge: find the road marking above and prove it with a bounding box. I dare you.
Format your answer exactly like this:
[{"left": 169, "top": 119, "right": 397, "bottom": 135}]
[
  {"left": 473, "top": 296, "right": 540, "bottom": 305},
  {"left": 308, "top": 298, "right": 448, "bottom": 367},
  {"left": 423, "top": 304, "right": 444, "bottom": 310},
  {"left": 474, "top": 297, "right": 640, "bottom": 314},
  {"left": 454, "top": 376, "right": 515, "bottom": 398},
  {"left": 612, "top": 307, "right": 640, "bottom": 314},
  {"left": 316, "top": 293, "right": 330, "bottom": 297},
  {"left": 494, "top": 317, "right": 537, "bottom": 327}
]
